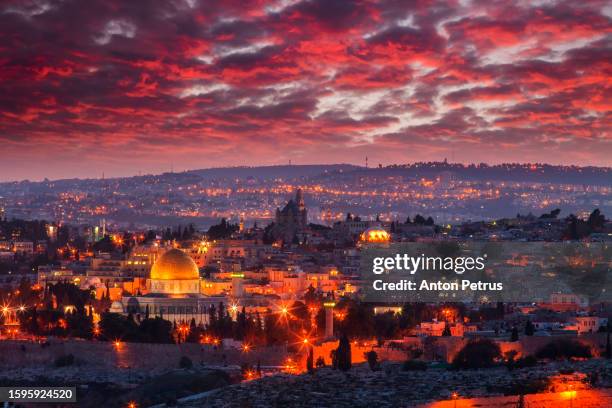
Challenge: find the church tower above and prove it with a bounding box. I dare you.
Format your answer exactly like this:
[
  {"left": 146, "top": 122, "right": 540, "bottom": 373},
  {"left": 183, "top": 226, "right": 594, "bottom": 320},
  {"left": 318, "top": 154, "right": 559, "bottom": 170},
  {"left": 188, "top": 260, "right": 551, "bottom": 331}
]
[
  {"left": 295, "top": 189, "right": 307, "bottom": 226},
  {"left": 296, "top": 188, "right": 305, "bottom": 211}
]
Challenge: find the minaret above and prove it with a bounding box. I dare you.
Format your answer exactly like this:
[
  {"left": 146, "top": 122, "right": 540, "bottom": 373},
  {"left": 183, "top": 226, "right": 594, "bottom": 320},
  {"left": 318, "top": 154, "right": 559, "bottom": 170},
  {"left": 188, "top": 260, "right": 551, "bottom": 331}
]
[
  {"left": 323, "top": 299, "right": 336, "bottom": 339},
  {"left": 231, "top": 272, "right": 245, "bottom": 298}
]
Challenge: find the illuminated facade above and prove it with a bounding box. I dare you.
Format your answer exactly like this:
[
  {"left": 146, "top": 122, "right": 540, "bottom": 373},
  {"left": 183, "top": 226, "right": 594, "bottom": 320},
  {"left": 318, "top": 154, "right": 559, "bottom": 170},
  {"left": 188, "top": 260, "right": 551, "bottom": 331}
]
[{"left": 359, "top": 227, "right": 390, "bottom": 244}]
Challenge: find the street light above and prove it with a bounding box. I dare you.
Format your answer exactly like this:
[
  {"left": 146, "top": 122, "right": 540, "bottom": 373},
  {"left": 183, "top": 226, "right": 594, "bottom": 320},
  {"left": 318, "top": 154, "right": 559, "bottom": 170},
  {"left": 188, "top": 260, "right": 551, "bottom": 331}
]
[{"left": 451, "top": 392, "right": 458, "bottom": 408}]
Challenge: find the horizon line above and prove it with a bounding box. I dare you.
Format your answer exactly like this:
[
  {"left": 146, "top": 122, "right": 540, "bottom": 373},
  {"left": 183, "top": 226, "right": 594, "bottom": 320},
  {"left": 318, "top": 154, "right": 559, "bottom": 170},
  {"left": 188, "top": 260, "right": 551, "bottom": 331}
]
[{"left": 1, "top": 160, "right": 610, "bottom": 184}]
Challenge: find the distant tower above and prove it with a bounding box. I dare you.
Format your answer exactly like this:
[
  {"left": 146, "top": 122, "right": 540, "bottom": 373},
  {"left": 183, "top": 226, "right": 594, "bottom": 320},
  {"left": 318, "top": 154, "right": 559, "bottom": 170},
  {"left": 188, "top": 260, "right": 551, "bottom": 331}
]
[
  {"left": 231, "top": 272, "right": 244, "bottom": 298},
  {"left": 365, "top": 156, "right": 368, "bottom": 168},
  {"left": 296, "top": 188, "right": 307, "bottom": 226},
  {"left": 239, "top": 215, "right": 245, "bottom": 232},
  {"left": 323, "top": 299, "right": 336, "bottom": 339},
  {"left": 296, "top": 189, "right": 305, "bottom": 211}
]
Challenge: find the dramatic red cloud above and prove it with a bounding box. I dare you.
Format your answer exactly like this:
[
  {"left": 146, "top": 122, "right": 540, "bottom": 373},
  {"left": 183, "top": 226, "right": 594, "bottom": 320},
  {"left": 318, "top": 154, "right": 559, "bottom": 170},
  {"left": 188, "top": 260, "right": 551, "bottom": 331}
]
[{"left": 0, "top": 0, "right": 610, "bottom": 180}]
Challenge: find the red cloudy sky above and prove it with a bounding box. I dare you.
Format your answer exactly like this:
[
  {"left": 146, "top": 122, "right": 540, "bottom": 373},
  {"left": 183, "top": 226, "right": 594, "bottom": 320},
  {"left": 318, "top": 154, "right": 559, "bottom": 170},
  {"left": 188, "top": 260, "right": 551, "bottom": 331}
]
[{"left": 1, "top": 0, "right": 611, "bottom": 180}]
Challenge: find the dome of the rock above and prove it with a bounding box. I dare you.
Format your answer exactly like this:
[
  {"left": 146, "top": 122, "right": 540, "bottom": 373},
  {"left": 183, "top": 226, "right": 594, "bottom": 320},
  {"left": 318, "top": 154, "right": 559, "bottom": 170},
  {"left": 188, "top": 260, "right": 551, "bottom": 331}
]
[{"left": 150, "top": 249, "right": 199, "bottom": 280}]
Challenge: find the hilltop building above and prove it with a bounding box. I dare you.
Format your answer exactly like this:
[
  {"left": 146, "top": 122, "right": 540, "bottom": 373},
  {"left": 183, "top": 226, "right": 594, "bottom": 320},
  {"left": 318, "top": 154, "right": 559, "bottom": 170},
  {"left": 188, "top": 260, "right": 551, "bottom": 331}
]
[
  {"left": 275, "top": 188, "right": 307, "bottom": 229},
  {"left": 268, "top": 189, "right": 308, "bottom": 244}
]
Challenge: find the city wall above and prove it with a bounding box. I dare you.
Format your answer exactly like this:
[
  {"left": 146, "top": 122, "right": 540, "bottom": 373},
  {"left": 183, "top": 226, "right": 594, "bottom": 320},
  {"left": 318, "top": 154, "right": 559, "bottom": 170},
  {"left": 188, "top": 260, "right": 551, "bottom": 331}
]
[
  {"left": 0, "top": 333, "right": 605, "bottom": 372},
  {"left": 0, "top": 339, "right": 289, "bottom": 372}
]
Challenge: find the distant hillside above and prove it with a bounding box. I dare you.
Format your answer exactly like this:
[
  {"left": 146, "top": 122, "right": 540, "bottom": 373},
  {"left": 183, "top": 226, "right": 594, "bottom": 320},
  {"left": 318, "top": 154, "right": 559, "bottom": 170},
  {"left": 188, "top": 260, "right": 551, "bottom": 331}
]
[
  {"left": 183, "top": 164, "right": 360, "bottom": 180},
  {"left": 341, "top": 163, "right": 612, "bottom": 186},
  {"left": 0, "top": 162, "right": 610, "bottom": 189}
]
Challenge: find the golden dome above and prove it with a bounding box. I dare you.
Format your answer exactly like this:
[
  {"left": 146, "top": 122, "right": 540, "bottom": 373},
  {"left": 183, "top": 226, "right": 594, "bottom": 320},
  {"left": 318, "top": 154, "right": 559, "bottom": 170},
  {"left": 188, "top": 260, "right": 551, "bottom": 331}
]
[
  {"left": 150, "top": 249, "right": 199, "bottom": 280},
  {"left": 360, "top": 227, "right": 390, "bottom": 243}
]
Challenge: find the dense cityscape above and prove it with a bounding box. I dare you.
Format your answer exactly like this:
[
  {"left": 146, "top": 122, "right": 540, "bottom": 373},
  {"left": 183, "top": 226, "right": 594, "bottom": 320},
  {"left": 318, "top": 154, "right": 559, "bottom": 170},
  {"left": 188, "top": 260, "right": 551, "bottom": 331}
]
[
  {"left": 0, "top": 167, "right": 610, "bottom": 406},
  {"left": 1, "top": 163, "right": 610, "bottom": 231},
  {"left": 1, "top": 0, "right": 611, "bottom": 406}
]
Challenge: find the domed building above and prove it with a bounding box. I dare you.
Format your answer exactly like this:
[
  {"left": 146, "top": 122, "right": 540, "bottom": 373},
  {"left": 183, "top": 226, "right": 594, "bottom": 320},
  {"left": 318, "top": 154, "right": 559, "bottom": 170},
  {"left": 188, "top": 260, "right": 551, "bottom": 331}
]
[
  {"left": 359, "top": 226, "right": 391, "bottom": 244},
  {"left": 119, "top": 248, "right": 226, "bottom": 325},
  {"left": 149, "top": 249, "right": 200, "bottom": 294}
]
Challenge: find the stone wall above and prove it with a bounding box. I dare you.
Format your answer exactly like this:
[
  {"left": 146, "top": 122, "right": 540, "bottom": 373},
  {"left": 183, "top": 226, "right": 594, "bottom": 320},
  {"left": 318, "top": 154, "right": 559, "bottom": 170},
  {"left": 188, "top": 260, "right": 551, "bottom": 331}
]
[{"left": 0, "top": 339, "right": 289, "bottom": 372}]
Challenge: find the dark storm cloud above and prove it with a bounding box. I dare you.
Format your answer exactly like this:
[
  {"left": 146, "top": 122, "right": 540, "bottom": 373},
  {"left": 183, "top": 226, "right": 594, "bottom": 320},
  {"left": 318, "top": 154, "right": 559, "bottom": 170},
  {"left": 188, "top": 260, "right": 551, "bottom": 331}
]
[{"left": 0, "top": 0, "right": 610, "bottom": 180}]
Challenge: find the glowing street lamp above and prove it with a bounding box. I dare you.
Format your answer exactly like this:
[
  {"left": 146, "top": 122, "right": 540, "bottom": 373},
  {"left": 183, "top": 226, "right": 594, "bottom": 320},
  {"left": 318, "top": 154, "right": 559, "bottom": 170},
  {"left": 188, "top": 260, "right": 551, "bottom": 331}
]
[
  {"left": 451, "top": 392, "right": 458, "bottom": 408},
  {"left": 244, "top": 370, "right": 255, "bottom": 380}
]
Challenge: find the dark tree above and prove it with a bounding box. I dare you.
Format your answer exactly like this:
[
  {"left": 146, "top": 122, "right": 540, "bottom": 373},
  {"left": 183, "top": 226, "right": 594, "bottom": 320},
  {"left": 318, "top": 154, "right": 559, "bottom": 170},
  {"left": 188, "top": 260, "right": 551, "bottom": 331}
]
[
  {"left": 365, "top": 350, "right": 378, "bottom": 371},
  {"left": 511, "top": 327, "right": 519, "bottom": 342},
  {"left": 535, "top": 339, "right": 592, "bottom": 360},
  {"left": 525, "top": 320, "right": 535, "bottom": 336},
  {"left": 452, "top": 338, "right": 501, "bottom": 369},
  {"left": 306, "top": 347, "right": 314, "bottom": 374},
  {"left": 540, "top": 208, "right": 561, "bottom": 219},
  {"left": 587, "top": 209, "right": 606, "bottom": 230},
  {"left": 336, "top": 334, "right": 352, "bottom": 371},
  {"left": 315, "top": 356, "right": 325, "bottom": 368},
  {"left": 208, "top": 219, "right": 239, "bottom": 240},
  {"left": 330, "top": 349, "right": 338, "bottom": 370},
  {"left": 413, "top": 214, "right": 426, "bottom": 224},
  {"left": 139, "top": 317, "right": 174, "bottom": 343}
]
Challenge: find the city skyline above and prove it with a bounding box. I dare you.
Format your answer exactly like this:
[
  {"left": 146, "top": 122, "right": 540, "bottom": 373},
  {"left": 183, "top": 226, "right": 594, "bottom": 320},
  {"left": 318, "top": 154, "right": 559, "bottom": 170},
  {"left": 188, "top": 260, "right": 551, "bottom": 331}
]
[{"left": 1, "top": 0, "right": 611, "bottom": 181}]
